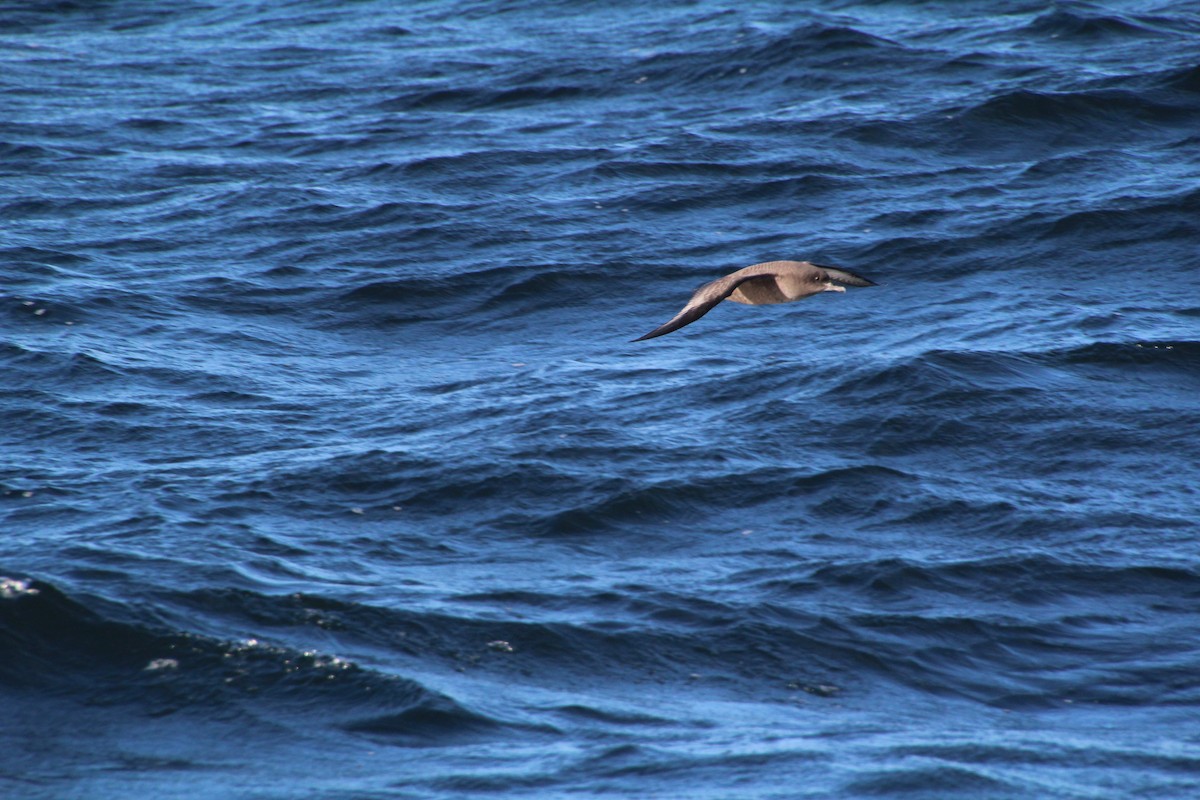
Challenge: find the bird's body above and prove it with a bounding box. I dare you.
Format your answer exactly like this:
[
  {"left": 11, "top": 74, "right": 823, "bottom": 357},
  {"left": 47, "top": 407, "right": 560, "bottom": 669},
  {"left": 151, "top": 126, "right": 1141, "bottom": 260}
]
[{"left": 633, "top": 260, "right": 876, "bottom": 341}]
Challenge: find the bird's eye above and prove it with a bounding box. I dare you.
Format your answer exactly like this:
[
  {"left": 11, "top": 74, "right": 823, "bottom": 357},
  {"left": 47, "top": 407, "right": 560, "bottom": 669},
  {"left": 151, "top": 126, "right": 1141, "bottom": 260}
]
[{"left": 812, "top": 273, "right": 823, "bottom": 281}]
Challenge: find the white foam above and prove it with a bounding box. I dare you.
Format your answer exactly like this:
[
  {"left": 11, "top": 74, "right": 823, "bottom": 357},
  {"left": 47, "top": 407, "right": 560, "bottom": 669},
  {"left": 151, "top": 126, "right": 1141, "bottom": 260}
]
[{"left": 0, "top": 577, "right": 39, "bottom": 600}]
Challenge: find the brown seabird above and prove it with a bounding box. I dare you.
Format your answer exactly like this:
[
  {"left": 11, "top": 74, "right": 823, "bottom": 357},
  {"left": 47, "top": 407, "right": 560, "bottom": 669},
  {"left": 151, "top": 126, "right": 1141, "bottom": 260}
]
[{"left": 633, "top": 260, "right": 876, "bottom": 341}]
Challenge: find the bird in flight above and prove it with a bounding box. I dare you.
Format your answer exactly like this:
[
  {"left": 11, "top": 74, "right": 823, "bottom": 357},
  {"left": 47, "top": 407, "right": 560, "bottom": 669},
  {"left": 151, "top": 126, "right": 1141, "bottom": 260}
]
[{"left": 633, "top": 260, "right": 876, "bottom": 341}]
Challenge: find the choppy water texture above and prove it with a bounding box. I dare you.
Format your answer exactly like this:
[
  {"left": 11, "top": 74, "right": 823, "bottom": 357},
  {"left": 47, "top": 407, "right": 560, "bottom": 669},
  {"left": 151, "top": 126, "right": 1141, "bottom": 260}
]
[{"left": 3, "top": 1, "right": 1200, "bottom": 797}]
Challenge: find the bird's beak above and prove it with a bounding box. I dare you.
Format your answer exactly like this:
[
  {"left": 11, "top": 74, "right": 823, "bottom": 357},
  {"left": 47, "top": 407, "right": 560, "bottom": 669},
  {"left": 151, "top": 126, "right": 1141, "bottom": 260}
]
[{"left": 822, "top": 282, "right": 846, "bottom": 293}]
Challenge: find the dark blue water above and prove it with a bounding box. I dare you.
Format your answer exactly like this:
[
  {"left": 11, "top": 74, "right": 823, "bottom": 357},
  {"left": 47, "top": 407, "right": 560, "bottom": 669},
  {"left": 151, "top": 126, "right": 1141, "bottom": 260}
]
[{"left": 4, "top": 1, "right": 1200, "bottom": 797}]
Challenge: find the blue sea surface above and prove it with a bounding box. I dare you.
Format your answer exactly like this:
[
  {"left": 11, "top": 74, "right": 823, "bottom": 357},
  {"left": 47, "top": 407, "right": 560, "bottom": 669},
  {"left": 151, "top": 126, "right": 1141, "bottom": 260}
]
[{"left": 3, "top": 1, "right": 1200, "bottom": 797}]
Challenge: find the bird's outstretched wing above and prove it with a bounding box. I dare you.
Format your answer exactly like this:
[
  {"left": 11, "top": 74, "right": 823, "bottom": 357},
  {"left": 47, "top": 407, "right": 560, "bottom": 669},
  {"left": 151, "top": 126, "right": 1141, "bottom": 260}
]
[{"left": 632, "top": 273, "right": 777, "bottom": 341}]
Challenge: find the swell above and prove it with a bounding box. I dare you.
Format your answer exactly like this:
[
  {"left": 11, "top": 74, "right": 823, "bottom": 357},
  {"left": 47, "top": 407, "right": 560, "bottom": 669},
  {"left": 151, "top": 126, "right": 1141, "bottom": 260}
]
[
  {"left": 4, "top": 555, "right": 1194, "bottom": 783},
  {"left": 378, "top": 82, "right": 593, "bottom": 113},
  {"left": 186, "top": 444, "right": 957, "bottom": 541},
  {"left": 626, "top": 22, "right": 904, "bottom": 90},
  {"left": 1023, "top": 7, "right": 1196, "bottom": 42},
  {"left": 838, "top": 57, "right": 1200, "bottom": 161},
  {"left": 956, "top": 87, "right": 1197, "bottom": 130},
  {"left": 828, "top": 341, "right": 1200, "bottom": 402},
  {"left": 1031, "top": 186, "right": 1200, "bottom": 244},
  {"left": 332, "top": 261, "right": 641, "bottom": 328},
  {"left": 0, "top": 576, "right": 525, "bottom": 746},
  {"left": 370, "top": 21, "right": 903, "bottom": 115},
  {"left": 89, "top": 337, "right": 1193, "bottom": 540},
  {"left": 155, "top": 559, "right": 1200, "bottom": 711},
  {"left": 811, "top": 342, "right": 1200, "bottom": 505}
]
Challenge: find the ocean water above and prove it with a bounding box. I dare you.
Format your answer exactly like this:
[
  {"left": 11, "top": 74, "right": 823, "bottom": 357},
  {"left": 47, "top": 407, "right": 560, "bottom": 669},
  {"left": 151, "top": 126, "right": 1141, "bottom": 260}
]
[{"left": 3, "top": 0, "right": 1200, "bottom": 797}]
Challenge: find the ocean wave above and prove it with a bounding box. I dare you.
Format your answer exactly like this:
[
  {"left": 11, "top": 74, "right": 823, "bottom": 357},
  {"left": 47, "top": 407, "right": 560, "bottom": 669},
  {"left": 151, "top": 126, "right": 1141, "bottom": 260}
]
[
  {"left": 382, "top": 83, "right": 592, "bottom": 113},
  {"left": 155, "top": 558, "right": 1200, "bottom": 714},
  {"left": 333, "top": 261, "right": 634, "bottom": 328},
  {"left": 627, "top": 22, "right": 903, "bottom": 88},
  {"left": 0, "top": 139, "right": 62, "bottom": 162},
  {"left": 828, "top": 340, "right": 1200, "bottom": 402},
  {"left": 1163, "top": 62, "right": 1200, "bottom": 92},
  {"left": 0, "top": 343, "right": 124, "bottom": 385},
  {"left": 1037, "top": 186, "right": 1200, "bottom": 242},
  {"left": 839, "top": 69, "right": 1200, "bottom": 165},
  {"left": 789, "top": 557, "right": 1200, "bottom": 605},
  {"left": 1056, "top": 339, "right": 1200, "bottom": 369},
  {"left": 0, "top": 576, "right": 518, "bottom": 746},
  {"left": 1023, "top": 8, "right": 1165, "bottom": 41},
  {"left": 957, "top": 87, "right": 1195, "bottom": 130}
]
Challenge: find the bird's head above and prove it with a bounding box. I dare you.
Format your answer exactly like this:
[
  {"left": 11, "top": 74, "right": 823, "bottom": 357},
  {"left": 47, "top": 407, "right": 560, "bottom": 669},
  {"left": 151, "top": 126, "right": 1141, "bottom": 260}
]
[
  {"left": 814, "top": 270, "right": 847, "bottom": 293},
  {"left": 812, "top": 263, "right": 878, "bottom": 293}
]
